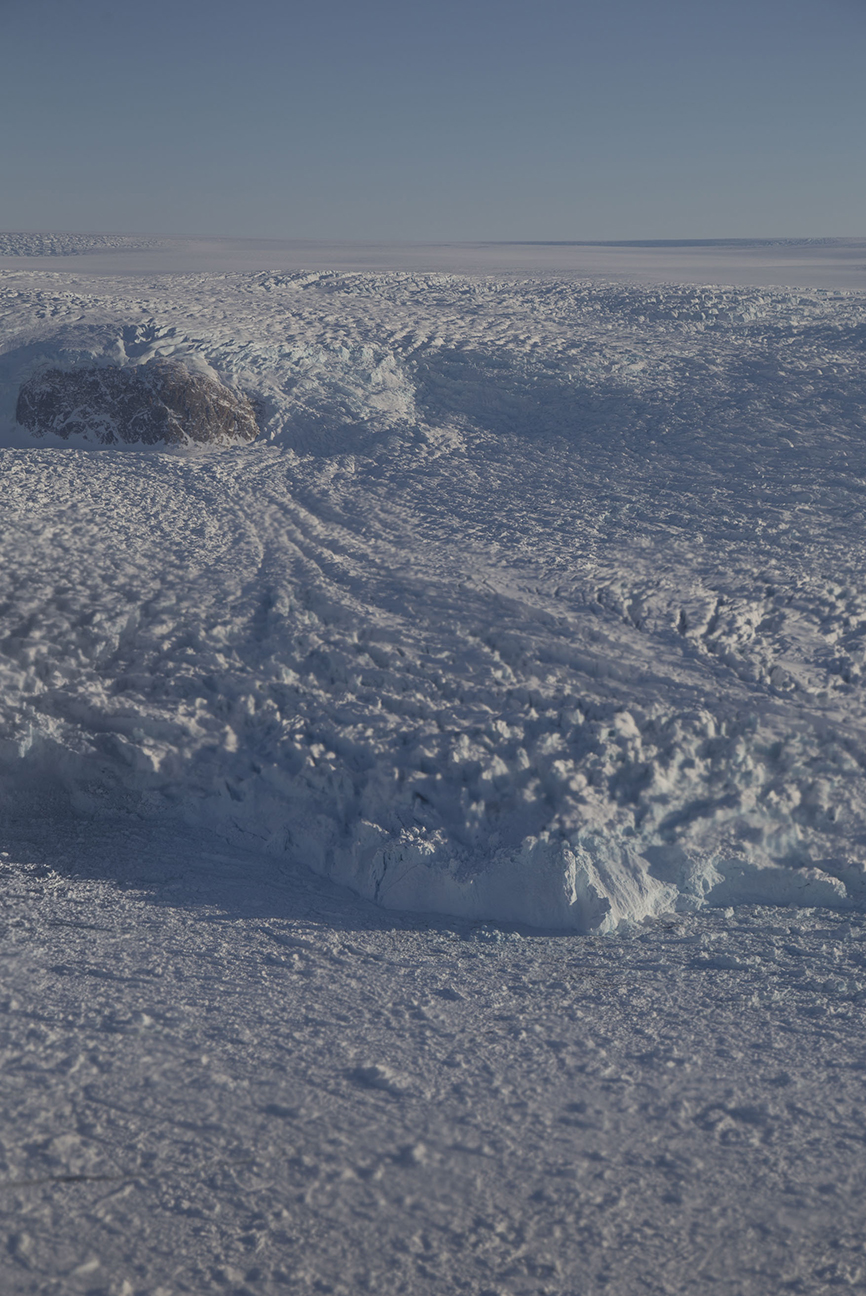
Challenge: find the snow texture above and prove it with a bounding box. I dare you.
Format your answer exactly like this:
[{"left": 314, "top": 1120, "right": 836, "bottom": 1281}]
[
  {"left": 2, "top": 263, "right": 866, "bottom": 932},
  {"left": 1, "top": 822, "right": 865, "bottom": 1296}
]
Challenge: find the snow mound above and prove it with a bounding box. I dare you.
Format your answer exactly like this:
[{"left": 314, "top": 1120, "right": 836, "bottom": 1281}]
[{"left": 2, "top": 268, "right": 866, "bottom": 930}]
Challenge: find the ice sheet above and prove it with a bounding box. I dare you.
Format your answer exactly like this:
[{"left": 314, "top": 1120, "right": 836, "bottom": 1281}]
[
  {"left": 1, "top": 233, "right": 865, "bottom": 289},
  {"left": 2, "top": 262, "right": 866, "bottom": 929}
]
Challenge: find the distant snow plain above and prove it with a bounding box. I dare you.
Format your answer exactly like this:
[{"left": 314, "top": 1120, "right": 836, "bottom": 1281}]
[{"left": 1, "top": 235, "right": 866, "bottom": 1295}]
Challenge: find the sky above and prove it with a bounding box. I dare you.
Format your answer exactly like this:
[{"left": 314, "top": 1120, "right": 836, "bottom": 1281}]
[{"left": 1, "top": 0, "right": 864, "bottom": 242}]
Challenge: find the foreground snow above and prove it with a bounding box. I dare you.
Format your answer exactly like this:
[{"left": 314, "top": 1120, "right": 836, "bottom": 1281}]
[{"left": 2, "top": 818, "right": 865, "bottom": 1295}]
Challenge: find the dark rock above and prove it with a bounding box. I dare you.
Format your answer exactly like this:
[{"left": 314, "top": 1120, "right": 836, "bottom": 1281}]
[{"left": 16, "top": 359, "right": 260, "bottom": 446}]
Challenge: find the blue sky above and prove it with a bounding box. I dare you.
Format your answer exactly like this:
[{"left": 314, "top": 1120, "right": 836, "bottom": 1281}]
[{"left": 2, "top": 0, "right": 863, "bottom": 240}]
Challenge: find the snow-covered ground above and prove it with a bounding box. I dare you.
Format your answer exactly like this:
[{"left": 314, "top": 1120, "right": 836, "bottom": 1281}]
[
  {"left": 3, "top": 821, "right": 866, "bottom": 1295},
  {"left": 2, "top": 238, "right": 866, "bottom": 1292}
]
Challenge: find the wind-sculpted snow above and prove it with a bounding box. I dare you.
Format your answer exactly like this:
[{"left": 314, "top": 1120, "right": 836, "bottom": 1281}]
[{"left": 1, "top": 268, "right": 866, "bottom": 929}]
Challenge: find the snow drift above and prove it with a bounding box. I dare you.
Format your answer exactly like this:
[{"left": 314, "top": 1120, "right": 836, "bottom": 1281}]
[{"left": 2, "top": 266, "right": 866, "bottom": 930}]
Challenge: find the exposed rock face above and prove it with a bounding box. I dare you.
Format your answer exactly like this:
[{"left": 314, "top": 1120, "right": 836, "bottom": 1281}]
[{"left": 16, "top": 359, "right": 260, "bottom": 446}]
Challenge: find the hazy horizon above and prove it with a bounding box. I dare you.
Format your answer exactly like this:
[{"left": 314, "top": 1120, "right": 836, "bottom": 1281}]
[
  {"left": 2, "top": 0, "right": 864, "bottom": 243},
  {"left": 3, "top": 230, "right": 864, "bottom": 244}
]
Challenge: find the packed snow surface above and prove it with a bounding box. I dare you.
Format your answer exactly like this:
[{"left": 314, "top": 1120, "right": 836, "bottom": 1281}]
[
  {"left": 2, "top": 265, "right": 866, "bottom": 932},
  {"left": 2, "top": 824, "right": 865, "bottom": 1295}
]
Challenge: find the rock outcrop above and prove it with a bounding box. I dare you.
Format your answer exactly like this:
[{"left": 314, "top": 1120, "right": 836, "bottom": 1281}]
[{"left": 16, "top": 359, "right": 260, "bottom": 446}]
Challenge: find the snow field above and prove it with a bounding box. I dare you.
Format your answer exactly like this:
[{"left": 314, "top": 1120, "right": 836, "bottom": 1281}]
[
  {"left": 1, "top": 821, "right": 866, "bottom": 1295},
  {"left": 2, "top": 234, "right": 865, "bottom": 288},
  {"left": 3, "top": 254, "right": 866, "bottom": 1295},
  {"left": 2, "top": 268, "right": 866, "bottom": 930}
]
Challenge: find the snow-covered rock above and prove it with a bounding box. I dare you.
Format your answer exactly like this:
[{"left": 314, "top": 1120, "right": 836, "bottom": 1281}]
[{"left": 16, "top": 357, "right": 260, "bottom": 446}]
